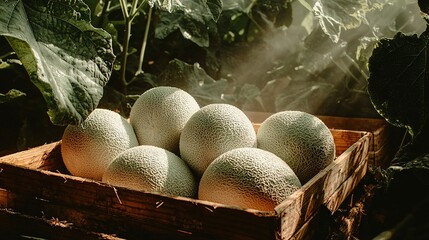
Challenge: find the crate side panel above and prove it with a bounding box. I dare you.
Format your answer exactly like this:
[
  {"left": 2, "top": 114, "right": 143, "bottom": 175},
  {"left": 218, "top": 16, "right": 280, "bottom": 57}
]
[
  {"left": 0, "top": 163, "right": 277, "bottom": 240},
  {"left": 325, "top": 159, "right": 368, "bottom": 212},
  {"left": 0, "top": 208, "right": 122, "bottom": 240},
  {"left": 0, "top": 141, "right": 66, "bottom": 172},
  {"left": 330, "top": 130, "right": 366, "bottom": 156},
  {"left": 274, "top": 133, "right": 370, "bottom": 240},
  {"left": 287, "top": 207, "right": 333, "bottom": 240},
  {"left": 373, "top": 127, "right": 404, "bottom": 167},
  {"left": 1, "top": 194, "right": 209, "bottom": 240}
]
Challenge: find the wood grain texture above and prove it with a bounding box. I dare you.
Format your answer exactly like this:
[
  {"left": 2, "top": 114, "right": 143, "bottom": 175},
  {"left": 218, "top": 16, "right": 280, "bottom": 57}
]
[
  {"left": 0, "top": 208, "right": 123, "bottom": 240},
  {"left": 0, "top": 141, "right": 67, "bottom": 172},
  {"left": 0, "top": 163, "right": 278, "bottom": 239}
]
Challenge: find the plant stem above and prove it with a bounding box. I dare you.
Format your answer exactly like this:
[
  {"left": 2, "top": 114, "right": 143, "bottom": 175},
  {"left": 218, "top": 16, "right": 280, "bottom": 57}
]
[
  {"left": 119, "top": 16, "right": 132, "bottom": 93},
  {"left": 136, "top": 6, "right": 153, "bottom": 74},
  {"left": 118, "top": 0, "right": 150, "bottom": 92},
  {"left": 119, "top": 0, "right": 129, "bottom": 19},
  {"left": 130, "top": 0, "right": 139, "bottom": 17},
  {"left": 0, "top": 51, "right": 15, "bottom": 59}
]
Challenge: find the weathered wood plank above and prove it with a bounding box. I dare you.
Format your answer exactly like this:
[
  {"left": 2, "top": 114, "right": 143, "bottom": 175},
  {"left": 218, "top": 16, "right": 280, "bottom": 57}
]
[
  {"left": 0, "top": 141, "right": 66, "bottom": 172},
  {"left": 274, "top": 132, "right": 370, "bottom": 239},
  {"left": 0, "top": 208, "right": 123, "bottom": 240},
  {"left": 0, "top": 163, "right": 278, "bottom": 240},
  {"left": 325, "top": 158, "right": 368, "bottom": 212}
]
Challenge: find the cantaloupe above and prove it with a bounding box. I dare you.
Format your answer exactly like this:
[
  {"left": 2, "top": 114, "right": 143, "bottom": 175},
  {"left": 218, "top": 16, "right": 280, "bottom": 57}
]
[
  {"left": 198, "top": 147, "right": 302, "bottom": 211},
  {"left": 256, "top": 110, "right": 335, "bottom": 184},
  {"left": 102, "top": 145, "right": 197, "bottom": 198},
  {"left": 129, "top": 86, "right": 200, "bottom": 154},
  {"left": 179, "top": 103, "right": 257, "bottom": 176},
  {"left": 61, "top": 108, "right": 139, "bottom": 180}
]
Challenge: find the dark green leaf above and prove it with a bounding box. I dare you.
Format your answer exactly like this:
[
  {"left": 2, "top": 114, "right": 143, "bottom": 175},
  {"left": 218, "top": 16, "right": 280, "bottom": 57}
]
[
  {"left": 0, "top": 0, "right": 115, "bottom": 125},
  {"left": 158, "top": 59, "right": 228, "bottom": 106},
  {"left": 382, "top": 139, "right": 429, "bottom": 187},
  {"left": 155, "top": 10, "right": 210, "bottom": 47},
  {"left": 250, "top": 0, "right": 293, "bottom": 29},
  {"left": 151, "top": 0, "right": 222, "bottom": 47},
  {"left": 207, "top": 0, "right": 223, "bottom": 21},
  {"left": 367, "top": 31, "right": 429, "bottom": 138}
]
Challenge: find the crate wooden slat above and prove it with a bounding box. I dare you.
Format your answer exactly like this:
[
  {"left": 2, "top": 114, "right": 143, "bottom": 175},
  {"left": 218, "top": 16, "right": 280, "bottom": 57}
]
[
  {"left": 246, "top": 111, "right": 403, "bottom": 168},
  {"left": 0, "top": 208, "right": 122, "bottom": 240},
  {"left": 275, "top": 131, "right": 369, "bottom": 239},
  {"left": 0, "top": 141, "right": 66, "bottom": 172},
  {"left": 283, "top": 138, "right": 369, "bottom": 240},
  {"left": 0, "top": 127, "right": 371, "bottom": 239},
  {"left": 0, "top": 162, "right": 278, "bottom": 239}
]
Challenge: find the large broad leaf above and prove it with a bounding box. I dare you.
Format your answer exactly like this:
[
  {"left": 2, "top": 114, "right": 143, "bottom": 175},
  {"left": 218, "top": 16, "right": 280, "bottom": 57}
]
[
  {"left": 313, "top": 0, "right": 425, "bottom": 43},
  {"left": 367, "top": 30, "right": 429, "bottom": 138},
  {"left": 0, "top": 0, "right": 115, "bottom": 125}
]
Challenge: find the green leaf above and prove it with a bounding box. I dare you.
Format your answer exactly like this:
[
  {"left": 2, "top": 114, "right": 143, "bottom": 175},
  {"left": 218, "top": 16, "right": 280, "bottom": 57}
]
[
  {"left": 207, "top": 0, "right": 223, "bottom": 21},
  {"left": 154, "top": 0, "right": 222, "bottom": 47},
  {"left": 262, "top": 78, "right": 338, "bottom": 114},
  {"left": 382, "top": 140, "right": 429, "bottom": 187},
  {"left": 234, "top": 83, "right": 263, "bottom": 110},
  {"left": 222, "top": 0, "right": 255, "bottom": 12},
  {"left": 367, "top": 30, "right": 429, "bottom": 138},
  {"left": 155, "top": 10, "right": 210, "bottom": 47},
  {"left": 313, "top": 0, "right": 426, "bottom": 43},
  {"left": 313, "top": 0, "right": 369, "bottom": 43},
  {"left": 0, "top": 89, "right": 26, "bottom": 104},
  {"left": 250, "top": 0, "right": 293, "bottom": 28},
  {"left": 0, "top": 0, "right": 115, "bottom": 125},
  {"left": 150, "top": 0, "right": 222, "bottom": 21},
  {"left": 158, "top": 59, "right": 228, "bottom": 106}
]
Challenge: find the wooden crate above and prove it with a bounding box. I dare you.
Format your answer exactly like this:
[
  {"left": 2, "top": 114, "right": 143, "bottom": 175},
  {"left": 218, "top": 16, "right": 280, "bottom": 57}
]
[
  {"left": 0, "top": 125, "right": 371, "bottom": 240},
  {"left": 246, "top": 111, "right": 404, "bottom": 168}
]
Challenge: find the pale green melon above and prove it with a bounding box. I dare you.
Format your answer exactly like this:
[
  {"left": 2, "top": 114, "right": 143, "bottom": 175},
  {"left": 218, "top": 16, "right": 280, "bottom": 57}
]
[
  {"left": 179, "top": 103, "right": 257, "bottom": 176},
  {"left": 198, "top": 147, "right": 301, "bottom": 211},
  {"left": 129, "top": 86, "right": 200, "bottom": 154},
  {"left": 61, "top": 108, "right": 139, "bottom": 180},
  {"left": 102, "top": 145, "right": 197, "bottom": 198},
  {"left": 256, "top": 110, "right": 335, "bottom": 184}
]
